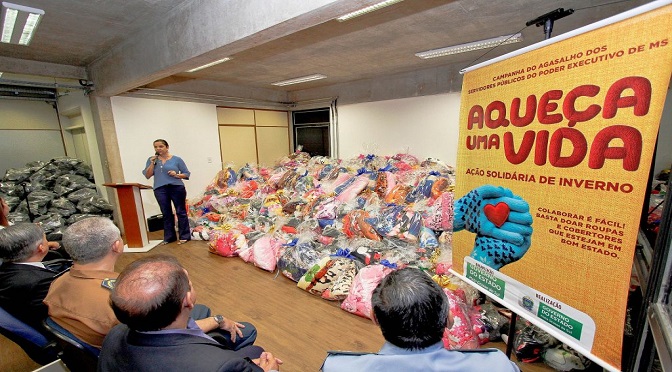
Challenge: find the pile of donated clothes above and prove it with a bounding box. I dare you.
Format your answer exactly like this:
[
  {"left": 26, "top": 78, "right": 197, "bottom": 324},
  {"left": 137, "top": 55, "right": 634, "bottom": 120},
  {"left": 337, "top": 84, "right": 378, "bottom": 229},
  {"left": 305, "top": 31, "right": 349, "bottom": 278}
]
[{"left": 187, "top": 152, "right": 588, "bottom": 369}]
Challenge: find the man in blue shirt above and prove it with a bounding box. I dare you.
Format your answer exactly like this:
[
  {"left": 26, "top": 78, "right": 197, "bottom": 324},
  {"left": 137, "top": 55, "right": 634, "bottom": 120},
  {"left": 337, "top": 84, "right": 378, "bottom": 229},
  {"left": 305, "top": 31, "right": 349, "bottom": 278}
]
[{"left": 321, "top": 267, "right": 520, "bottom": 372}]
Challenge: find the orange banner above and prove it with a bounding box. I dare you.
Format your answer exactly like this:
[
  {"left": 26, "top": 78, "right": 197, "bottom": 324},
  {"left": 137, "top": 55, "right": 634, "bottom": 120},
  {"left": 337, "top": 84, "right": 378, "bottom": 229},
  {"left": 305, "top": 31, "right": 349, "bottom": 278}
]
[{"left": 453, "top": 3, "right": 672, "bottom": 370}]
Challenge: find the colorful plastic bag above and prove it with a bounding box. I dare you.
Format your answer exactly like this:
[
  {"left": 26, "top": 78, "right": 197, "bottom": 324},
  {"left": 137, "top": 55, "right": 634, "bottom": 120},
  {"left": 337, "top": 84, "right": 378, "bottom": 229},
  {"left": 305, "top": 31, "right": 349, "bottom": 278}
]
[{"left": 340, "top": 264, "right": 394, "bottom": 319}]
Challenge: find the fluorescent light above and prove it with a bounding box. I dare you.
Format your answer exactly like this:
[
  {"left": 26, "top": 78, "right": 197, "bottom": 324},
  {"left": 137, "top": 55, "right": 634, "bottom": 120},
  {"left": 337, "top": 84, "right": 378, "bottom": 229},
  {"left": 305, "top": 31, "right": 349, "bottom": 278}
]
[
  {"left": 186, "top": 57, "right": 232, "bottom": 72},
  {"left": 1, "top": 8, "right": 16, "bottom": 43},
  {"left": 415, "top": 33, "right": 523, "bottom": 59},
  {"left": 272, "top": 74, "right": 327, "bottom": 86},
  {"left": 1, "top": 2, "right": 44, "bottom": 46},
  {"left": 19, "top": 12, "right": 40, "bottom": 44},
  {"left": 337, "top": 0, "right": 404, "bottom": 22}
]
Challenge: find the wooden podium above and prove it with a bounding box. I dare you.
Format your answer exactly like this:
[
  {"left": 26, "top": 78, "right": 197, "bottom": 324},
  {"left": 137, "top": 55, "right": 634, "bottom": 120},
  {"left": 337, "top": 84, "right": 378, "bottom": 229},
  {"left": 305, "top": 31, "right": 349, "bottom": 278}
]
[{"left": 103, "top": 183, "right": 162, "bottom": 252}]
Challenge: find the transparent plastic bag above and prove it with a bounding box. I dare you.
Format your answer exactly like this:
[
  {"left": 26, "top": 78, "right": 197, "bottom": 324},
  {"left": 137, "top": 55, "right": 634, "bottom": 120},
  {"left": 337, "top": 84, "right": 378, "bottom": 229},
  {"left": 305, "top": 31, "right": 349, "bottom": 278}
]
[
  {"left": 77, "top": 196, "right": 114, "bottom": 214},
  {"left": 35, "top": 213, "right": 66, "bottom": 233},
  {"left": 66, "top": 188, "right": 99, "bottom": 203},
  {"left": 27, "top": 190, "right": 56, "bottom": 215},
  {"left": 49, "top": 198, "right": 77, "bottom": 217},
  {"left": 54, "top": 174, "right": 96, "bottom": 197},
  {"left": 3, "top": 168, "right": 31, "bottom": 182},
  {"left": 67, "top": 213, "right": 111, "bottom": 225}
]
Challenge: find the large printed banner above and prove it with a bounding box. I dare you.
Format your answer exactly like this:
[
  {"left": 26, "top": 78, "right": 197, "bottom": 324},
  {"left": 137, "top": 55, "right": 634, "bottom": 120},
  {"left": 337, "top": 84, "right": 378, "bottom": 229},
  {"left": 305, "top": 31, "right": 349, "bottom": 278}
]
[{"left": 452, "top": 3, "right": 672, "bottom": 371}]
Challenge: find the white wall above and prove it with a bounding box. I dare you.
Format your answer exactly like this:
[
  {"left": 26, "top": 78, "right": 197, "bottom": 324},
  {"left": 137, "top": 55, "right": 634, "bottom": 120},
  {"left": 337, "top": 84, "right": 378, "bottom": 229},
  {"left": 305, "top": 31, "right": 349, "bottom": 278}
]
[
  {"left": 338, "top": 93, "right": 461, "bottom": 167},
  {"left": 0, "top": 99, "right": 65, "bottom": 177},
  {"left": 337, "top": 89, "right": 672, "bottom": 175},
  {"left": 110, "top": 96, "right": 222, "bottom": 218}
]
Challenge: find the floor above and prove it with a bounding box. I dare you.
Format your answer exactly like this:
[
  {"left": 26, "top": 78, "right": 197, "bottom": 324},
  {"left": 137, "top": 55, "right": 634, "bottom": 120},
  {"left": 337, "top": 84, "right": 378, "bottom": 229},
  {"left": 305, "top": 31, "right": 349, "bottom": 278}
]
[{"left": 1, "top": 231, "right": 555, "bottom": 371}]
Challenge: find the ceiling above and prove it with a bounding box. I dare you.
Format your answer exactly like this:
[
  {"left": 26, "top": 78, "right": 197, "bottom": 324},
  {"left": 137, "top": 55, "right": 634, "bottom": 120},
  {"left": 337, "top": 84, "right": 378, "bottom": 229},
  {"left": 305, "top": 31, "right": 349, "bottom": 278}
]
[{"left": 0, "top": 0, "right": 655, "bottom": 107}]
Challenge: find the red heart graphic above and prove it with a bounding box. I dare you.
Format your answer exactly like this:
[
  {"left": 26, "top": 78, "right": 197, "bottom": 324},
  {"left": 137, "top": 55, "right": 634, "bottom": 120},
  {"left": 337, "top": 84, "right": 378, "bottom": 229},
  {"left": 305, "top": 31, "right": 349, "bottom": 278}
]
[{"left": 484, "top": 202, "right": 510, "bottom": 228}]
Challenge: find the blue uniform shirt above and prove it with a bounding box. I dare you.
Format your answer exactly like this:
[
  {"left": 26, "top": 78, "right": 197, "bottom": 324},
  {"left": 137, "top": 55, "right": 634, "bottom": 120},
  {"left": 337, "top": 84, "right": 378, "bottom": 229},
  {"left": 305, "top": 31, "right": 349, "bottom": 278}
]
[
  {"left": 143, "top": 155, "right": 191, "bottom": 189},
  {"left": 321, "top": 342, "right": 520, "bottom": 372}
]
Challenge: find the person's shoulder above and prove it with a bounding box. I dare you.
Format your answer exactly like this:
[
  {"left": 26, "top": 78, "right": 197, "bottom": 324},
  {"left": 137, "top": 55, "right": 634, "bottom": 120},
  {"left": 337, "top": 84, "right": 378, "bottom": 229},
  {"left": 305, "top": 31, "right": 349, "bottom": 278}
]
[
  {"left": 449, "top": 347, "right": 513, "bottom": 360},
  {"left": 1, "top": 262, "right": 51, "bottom": 276},
  {"left": 321, "top": 350, "right": 376, "bottom": 372},
  {"left": 450, "top": 348, "right": 520, "bottom": 371},
  {"left": 326, "top": 350, "right": 373, "bottom": 357},
  {"left": 106, "top": 323, "right": 129, "bottom": 338},
  {"left": 455, "top": 348, "right": 502, "bottom": 353},
  {"left": 323, "top": 347, "right": 519, "bottom": 372}
]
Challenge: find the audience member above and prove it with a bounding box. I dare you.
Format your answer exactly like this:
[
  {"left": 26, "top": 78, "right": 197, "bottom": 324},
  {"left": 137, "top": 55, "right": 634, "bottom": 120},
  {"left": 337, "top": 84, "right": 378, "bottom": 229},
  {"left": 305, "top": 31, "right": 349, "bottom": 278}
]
[
  {"left": 0, "top": 223, "right": 69, "bottom": 334},
  {"left": 43, "top": 217, "right": 123, "bottom": 348},
  {"left": 0, "top": 197, "right": 68, "bottom": 259},
  {"left": 45, "top": 218, "right": 265, "bottom": 351},
  {"left": 99, "top": 254, "right": 282, "bottom": 372},
  {"left": 0, "top": 197, "right": 9, "bottom": 228},
  {"left": 321, "top": 267, "right": 520, "bottom": 372}
]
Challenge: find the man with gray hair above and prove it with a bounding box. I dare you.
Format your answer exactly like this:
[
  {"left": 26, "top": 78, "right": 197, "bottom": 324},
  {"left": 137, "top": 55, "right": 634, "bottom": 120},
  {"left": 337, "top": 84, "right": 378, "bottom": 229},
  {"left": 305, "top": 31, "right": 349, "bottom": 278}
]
[
  {"left": 0, "top": 223, "right": 64, "bottom": 335},
  {"left": 43, "top": 217, "right": 123, "bottom": 348}
]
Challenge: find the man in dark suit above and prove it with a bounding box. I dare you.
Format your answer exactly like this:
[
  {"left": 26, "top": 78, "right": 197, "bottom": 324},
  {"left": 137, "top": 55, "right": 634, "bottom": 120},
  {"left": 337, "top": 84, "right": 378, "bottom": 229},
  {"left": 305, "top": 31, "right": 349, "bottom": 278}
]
[
  {"left": 99, "top": 254, "right": 283, "bottom": 372},
  {"left": 0, "top": 223, "right": 68, "bottom": 334}
]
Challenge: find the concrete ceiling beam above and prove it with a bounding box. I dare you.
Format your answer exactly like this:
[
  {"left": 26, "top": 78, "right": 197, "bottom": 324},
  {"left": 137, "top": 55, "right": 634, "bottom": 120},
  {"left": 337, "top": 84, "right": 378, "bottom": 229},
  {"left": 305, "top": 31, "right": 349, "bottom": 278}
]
[
  {"left": 88, "top": 0, "right": 388, "bottom": 97},
  {"left": 0, "top": 56, "right": 87, "bottom": 80}
]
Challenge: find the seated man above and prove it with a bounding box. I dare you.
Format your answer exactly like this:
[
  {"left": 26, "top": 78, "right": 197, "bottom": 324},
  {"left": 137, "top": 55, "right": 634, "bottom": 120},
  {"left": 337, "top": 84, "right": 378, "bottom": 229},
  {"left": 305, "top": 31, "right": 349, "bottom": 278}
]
[
  {"left": 46, "top": 218, "right": 264, "bottom": 351},
  {"left": 321, "top": 267, "right": 520, "bottom": 372},
  {"left": 0, "top": 223, "right": 69, "bottom": 335},
  {"left": 1, "top": 197, "right": 68, "bottom": 260},
  {"left": 99, "top": 254, "right": 282, "bottom": 372},
  {"left": 43, "top": 217, "right": 124, "bottom": 348},
  {"left": 0, "top": 197, "right": 9, "bottom": 228}
]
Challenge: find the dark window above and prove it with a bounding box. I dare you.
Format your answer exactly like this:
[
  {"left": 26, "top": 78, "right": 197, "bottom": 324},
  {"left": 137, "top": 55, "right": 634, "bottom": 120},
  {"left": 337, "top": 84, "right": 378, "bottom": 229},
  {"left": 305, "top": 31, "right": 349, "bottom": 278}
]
[{"left": 292, "top": 108, "right": 330, "bottom": 157}]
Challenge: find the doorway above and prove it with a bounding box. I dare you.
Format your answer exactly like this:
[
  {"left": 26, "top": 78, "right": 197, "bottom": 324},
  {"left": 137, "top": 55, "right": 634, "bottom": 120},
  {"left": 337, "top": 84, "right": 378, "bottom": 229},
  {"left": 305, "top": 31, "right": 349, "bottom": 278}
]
[{"left": 63, "top": 112, "right": 92, "bottom": 166}]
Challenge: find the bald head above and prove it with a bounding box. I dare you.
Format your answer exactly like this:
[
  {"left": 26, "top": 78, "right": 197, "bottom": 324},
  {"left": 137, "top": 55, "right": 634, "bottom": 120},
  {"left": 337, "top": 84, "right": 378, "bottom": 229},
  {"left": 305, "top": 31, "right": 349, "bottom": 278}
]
[{"left": 110, "top": 255, "right": 190, "bottom": 331}]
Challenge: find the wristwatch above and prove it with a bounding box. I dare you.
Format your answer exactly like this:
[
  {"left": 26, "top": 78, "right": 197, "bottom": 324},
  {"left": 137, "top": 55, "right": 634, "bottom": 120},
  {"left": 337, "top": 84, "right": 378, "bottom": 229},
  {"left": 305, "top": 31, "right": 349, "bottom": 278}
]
[{"left": 213, "top": 314, "right": 225, "bottom": 327}]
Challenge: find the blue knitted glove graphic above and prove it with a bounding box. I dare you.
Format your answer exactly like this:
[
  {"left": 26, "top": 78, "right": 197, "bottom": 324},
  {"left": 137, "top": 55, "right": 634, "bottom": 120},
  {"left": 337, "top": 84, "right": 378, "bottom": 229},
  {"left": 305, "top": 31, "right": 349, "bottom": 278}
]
[
  {"left": 454, "top": 185, "right": 533, "bottom": 245},
  {"left": 470, "top": 234, "right": 532, "bottom": 270}
]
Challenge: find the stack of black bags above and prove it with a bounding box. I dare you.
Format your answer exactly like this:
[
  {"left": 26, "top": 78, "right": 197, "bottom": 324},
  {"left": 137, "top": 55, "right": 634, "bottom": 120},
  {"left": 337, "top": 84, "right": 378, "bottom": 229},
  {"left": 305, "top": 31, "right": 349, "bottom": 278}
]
[{"left": 0, "top": 157, "right": 113, "bottom": 241}]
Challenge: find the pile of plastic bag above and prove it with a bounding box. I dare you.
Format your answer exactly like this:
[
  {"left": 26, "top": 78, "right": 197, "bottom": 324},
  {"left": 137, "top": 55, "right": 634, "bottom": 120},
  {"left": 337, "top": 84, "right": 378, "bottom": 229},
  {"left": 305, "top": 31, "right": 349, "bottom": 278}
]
[
  {"left": 188, "top": 152, "right": 480, "bottom": 342},
  {"left": 1, "top": 157, "right": 113, "bottom": 239},
  {"left": 188, "top": 151, "right": 590, "bottom": 365},
  {"left": 190, "top": 152, "right": 455, "bottom": 269}
]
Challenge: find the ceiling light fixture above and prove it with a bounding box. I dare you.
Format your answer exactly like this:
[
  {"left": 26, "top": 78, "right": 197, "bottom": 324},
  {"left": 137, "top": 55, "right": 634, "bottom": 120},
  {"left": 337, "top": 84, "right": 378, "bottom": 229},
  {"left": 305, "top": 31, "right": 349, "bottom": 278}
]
[
  {"left": 336, "top": 0, "right": 404, "bottom": 22},
  {"left": 1, "top": 2, "right": 44, "bottom": 46},
  {"left": 186, "top": 57, "right": 232, "bottom": 72},
  {"left": 272, "top": 74, "right": 327, "bottom": 86},
  {"left": 415, "top": 33, "right": 523, "bottom": 59}
]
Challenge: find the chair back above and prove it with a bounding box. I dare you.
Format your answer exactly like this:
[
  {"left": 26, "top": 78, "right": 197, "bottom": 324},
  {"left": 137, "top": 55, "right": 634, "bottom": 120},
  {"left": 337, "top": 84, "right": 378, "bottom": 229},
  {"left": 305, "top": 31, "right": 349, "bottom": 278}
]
[
  {"left": 42, "top": 317, "right": 99, "bottom": 372},
  {"left": 0, "top": 306, "right": 59, "bottom": 365}
]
